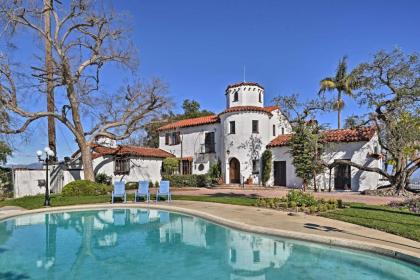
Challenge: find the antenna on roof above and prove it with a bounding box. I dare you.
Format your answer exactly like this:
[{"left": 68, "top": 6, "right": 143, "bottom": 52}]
[{"left": 243, "top": 65, "right": 246, "bottom": 82}]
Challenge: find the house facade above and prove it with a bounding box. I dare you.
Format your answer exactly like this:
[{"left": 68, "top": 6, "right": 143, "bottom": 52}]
[{"left": 158, "top": 82, "right": 383, "bottom": 191}]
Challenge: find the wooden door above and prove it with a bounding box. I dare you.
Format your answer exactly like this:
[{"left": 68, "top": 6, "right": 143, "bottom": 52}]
[
  {"left": 334, "top": 163, "right": 351, "bottom": 190},
  {"left": 274, "top": 161, "right": 286, "bottom": 186},
  {"left": 229, "top": 158, "right": 240, "bottom": 184}
]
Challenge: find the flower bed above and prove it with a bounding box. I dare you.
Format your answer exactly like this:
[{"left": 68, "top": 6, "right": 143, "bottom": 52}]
[{"left": 255, "top": 190, "right": 341, "bottom": 213}]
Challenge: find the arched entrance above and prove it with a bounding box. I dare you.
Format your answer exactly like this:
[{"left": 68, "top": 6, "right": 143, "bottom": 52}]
[{"left": 229, "top": 158, "right": 240, "bottom": 184}]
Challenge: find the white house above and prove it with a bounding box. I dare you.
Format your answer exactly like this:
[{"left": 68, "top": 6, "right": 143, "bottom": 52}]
[
  {"left": 13, "top": 81, "right": 383, "bottom": 197},
  {"left": 158, "top": 82, "right": 383, "bottom": 191}
]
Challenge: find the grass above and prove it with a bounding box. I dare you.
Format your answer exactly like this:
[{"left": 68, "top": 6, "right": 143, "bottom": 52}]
[
  {"left": 1, "top": 194, "right": 418, "bottom": 242},
  {"left": 320, "top": 203, "right": 420, "bottom": 242},
  {"left": 0, "top": 194, "right": 257, "bottom": 210}
]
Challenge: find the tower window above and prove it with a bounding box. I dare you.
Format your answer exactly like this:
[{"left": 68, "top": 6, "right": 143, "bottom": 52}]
[
  {"left": 259, "top": 92, "right": 262, "bottom": 103},
  {"left": 252, "top": 120, "right": 259, "bottom": 134},
  {"left": 233, "top": 91, "right": 238, "bottom": 102},
  {"left": 281, "top": 127, "right": 285, "bottom": 135},
  {"left": 230, "top": 121, "right": 236, "bottom": 134},
  {"left": 273, "top": 125, "right": 276, "bottom": 136}
]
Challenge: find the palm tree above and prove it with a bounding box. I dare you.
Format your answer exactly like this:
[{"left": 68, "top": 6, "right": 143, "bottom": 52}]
[{"left": 319, "top": 56, "right": 357, "bottom": 129}]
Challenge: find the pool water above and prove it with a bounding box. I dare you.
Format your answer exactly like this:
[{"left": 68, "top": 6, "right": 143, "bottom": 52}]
[{"left": 0, "top": 209, "right": 418, "bottom": 279}]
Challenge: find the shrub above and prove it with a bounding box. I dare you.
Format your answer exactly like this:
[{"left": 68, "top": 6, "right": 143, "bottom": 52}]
[
  {"left": 95, "top": 173, "right": 112, "bottom": 185},
  {"left": 289, "top": 201, "right": 297, "bottom": 208},
  {"left": 162, "top": 158, "right": 179, "bottom": 175},
  {"left": 162, "top": 174, "right": 210, "bottom": 187},
  {"left": 286, "top": 190, "right": 317, "bottom": 207},
  {"left": 309, "top": 205, "right": 317, "bottom": 214},
  {"left": 125, "top": 182, "right": 138, "bottom": 190},
  {"left": 62, "top": 180, "right": 111, "bottom": 196},
  {"left": 337, "top": 199, "right": 343, "bottom": 208},
  {"left": 318, "top": 204, "right": 327, "bottom": 212},
  {"left": 208, "top": 160, "right": 222, "bottom": 179},
  {"left": 154, "top": 181, "right": 160, "bottom": 188},
  {"left": 261, "top": 150, "right": 272, "bottom": 186},
  {"left": 149, "top": 181, "right": 154, "bottom": 189}
]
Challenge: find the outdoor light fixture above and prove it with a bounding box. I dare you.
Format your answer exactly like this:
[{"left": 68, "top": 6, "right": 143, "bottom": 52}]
[{"left": 36, "top": 147, "right": 56, "bottom": 207}]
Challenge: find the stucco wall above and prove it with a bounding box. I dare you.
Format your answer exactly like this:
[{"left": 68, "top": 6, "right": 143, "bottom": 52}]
[
  {"left": 159, "top": 123, "right": 220, "bottom": 174},
  {"left": 225, "top": 85, "right": 264, "bottom": 108},
  {"left": 93, "top": 156, "right": 164, "bottom": 184},
  {"left": 269, "top": 136, "right": 382, "bottom": 191},
  {"left": 13, "top": 169, "right": 46, "bottom": 198},
  {"left": 220, "top": 111, "right": 275, "bottom": 184}
]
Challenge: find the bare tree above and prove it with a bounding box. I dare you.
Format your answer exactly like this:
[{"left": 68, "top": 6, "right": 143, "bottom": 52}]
[
  {"left": 0, "top": 1, "right": 169, "bottom": 181},
  {"left": 331, "top": 49, "right": 420, "bottom": 195}
]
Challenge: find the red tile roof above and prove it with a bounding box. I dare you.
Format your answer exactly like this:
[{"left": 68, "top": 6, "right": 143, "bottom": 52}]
[
  {"left": 158, "top": 106, "right": 279, "bottom": 131},
  {"left": 267, "top": 127, "right": 376, "bottom": 148},
  {"left": 92, "top": 145, "right": 174, "bottom": 159},
  {"left": 219, "top": 105, "right": 279, "bottom": 116},
  {"left": 157, "top": 115, "right": 220, "bottom": 131},
  {"left": 226, "top": 82, "right": 264, "bottom": 91}
]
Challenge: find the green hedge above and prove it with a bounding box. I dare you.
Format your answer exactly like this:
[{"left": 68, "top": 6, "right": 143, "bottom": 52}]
[
  {"left": 62, "top": 180, "right": 112, "bottom": 196},
  {"left": 162, "top": 174, "right": 210, "bottom": 187}
]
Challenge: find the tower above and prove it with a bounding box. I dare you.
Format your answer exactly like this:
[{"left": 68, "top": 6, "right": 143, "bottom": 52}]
[{"left": 225, "top": 82, "right": 264, "bottom": 108}]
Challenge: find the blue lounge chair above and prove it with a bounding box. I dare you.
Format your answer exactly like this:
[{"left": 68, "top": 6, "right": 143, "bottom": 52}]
[
  {"left": 156, "top": 180, "right": 171, "bottom": 202},
  {"left": 112, "top": 181, "right": 126, "bottom": 203},
  {"left": 135, "top": 180, "right": 150, "bottom": 202}
]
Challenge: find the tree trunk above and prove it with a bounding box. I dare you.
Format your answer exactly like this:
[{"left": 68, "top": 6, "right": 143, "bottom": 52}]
[
  {"left": 328, "top": 168, "right": 332, "bottom": 192},
  {"left": 313, "top": 172, "right": 318, "bottom": 192},
  {"left": 44, "top": 0, "right": 56, "bottom": 160},
  {"left": 389, "top": 171, "right": 410, "bottom": 195},
  {"left": 337, "top": 91, "right": 342, "bottom": 129},
  {"left": 79, "top": 141, "right": 95, "bottom": 181}
]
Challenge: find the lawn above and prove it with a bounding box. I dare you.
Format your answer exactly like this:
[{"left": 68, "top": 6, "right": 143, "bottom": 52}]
[
  {"left": 1, "top": 194, "right": 418, "bottom": 242},
  {"left": 320, "top": 203, "right": 420, "bottom": 242},
  {"left": 0, "top": 194, "right": 257, "bottom": 210}
]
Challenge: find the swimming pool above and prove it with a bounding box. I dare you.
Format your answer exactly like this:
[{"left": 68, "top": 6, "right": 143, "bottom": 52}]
[{"left": 0, "top": 208, "right": 418, "bottom": 279}]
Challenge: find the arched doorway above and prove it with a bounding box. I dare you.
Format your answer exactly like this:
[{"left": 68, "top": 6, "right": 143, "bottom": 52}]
[{"left": 229, "top": 158, "right": 240, "bottom": 184}]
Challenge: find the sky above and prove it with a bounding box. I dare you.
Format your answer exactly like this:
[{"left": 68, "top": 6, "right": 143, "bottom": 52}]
[{"left": 4, "top": 0, "right": 420, "bottom": 164}]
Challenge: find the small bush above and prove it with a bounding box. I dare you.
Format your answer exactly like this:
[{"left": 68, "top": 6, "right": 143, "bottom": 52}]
[
  {"left": 162, "top": 174, "right": 210, "bottom": 187},
  {"left": 124, "top": 182, "right": 137, "bottom": 190},
  {"left": 95, "top": 173, "right": 112, "bottom": 185},
  {"left": 289, "top": 201, "right": 297, "bottom": 208},
  {"left": 162, "top": 158, "right": 179, "bottom": 175},
  {"left": 337, "top": 199, "right": 343, "bottom": 208},
  {"left": 318, "top": 204, "right": 327, "bottom": 212},
  {"left": 154, "top": 181, "right": 160, "bottom": 188},
  {"left": 62, "top": 180, "right": 111, "bottom": 196},
  {"left": 149, "top": 181, "right": 154, "bottom": 189},
  {"left": 309, "top": 205, "right": 317, "bottom": 214}
]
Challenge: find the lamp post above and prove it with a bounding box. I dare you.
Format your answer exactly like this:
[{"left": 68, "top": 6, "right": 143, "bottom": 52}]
[{"left": 37, "top": 147, "right": 55, "bottom": 207}]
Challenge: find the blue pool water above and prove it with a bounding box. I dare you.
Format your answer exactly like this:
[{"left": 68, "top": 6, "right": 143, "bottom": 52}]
[{"left": 0, "top": 209, "right": 418, "bottom": 279}]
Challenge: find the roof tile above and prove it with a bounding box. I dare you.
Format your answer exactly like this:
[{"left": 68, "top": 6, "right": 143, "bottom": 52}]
[
  {"left": 92, "top": 145, "right": 174, "bottom": 159},
  {"left": 157, "top": 115, "right": 220, "bottom": 131},
  {"left": 267, "top": 127, "right": 376, "bottom": 148}
]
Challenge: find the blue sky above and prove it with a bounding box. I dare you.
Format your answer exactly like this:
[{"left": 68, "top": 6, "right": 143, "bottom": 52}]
[{"left": 5, "top": 0, "right": 420, "bottom": 164}]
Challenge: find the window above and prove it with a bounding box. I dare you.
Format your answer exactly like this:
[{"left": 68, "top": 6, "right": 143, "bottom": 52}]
[
  {"left": 165, "top": 132, "right": 180, "bottom": 145},
  {"left": 204, "top": 132, "right": 215, "bottom": 153},
  {"left": 252, "top": 120, "right": 259, "bottom": 134},
  {"left": 273, "top": 125, "right": 276, "bottom": 136},
  {"left": 229, "top": 121, "right": 236, "bottom": 134},
  {"left": 233, "top": 91, "right": 238, "bottom": 102},
  {"left": 281, "top": 127, "right": 285, "bottom": 135},
  {"left": 253, "top": 250, "right": 260, "bottom": 263},
  {"left": 181, "top": 160, "right": 192, "bottom": 175},
  {"left": 114, "top": 156, "right": 130, "bottom": 175},
  {"left": 252, "top": 159, "right": 259, "bottom": 174},
  {"left": 198, "top": 163, "right": 205, "bottom": 171},
  {"left": 258, "top": 92, "right": 262, "bottom": 102}
]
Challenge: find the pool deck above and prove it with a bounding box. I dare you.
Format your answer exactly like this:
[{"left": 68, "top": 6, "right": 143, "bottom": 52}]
[{"left": 0, "top": 201, "right": 419, "bottom": 265}]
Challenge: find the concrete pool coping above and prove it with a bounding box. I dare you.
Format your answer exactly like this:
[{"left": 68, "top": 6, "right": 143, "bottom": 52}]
[{"left": 0, "top": 201, "right": 419, "bottom": 266}]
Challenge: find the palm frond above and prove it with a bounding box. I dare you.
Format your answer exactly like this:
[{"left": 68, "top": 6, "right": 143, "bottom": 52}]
[{"left": 318, "top": 78, "right": 336, "bottom": 94}]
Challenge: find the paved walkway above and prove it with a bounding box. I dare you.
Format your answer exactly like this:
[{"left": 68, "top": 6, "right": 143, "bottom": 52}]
[
  {"left": 0, "top": 201, "right": 419, "bottom": 264},
  {"left": 170, "top": 187, "right": 406, "bottom": 205}
]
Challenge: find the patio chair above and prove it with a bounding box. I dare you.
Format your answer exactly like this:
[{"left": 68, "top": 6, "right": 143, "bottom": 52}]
[
  {"left": 135, "top": 180, "right": 150, "bottom": 203},
  {"left": 156, "top": 180, "right": 171, "bottom": 202},
  {"left": 112, "top": 181, "right": 126, "bottom": 203}
]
